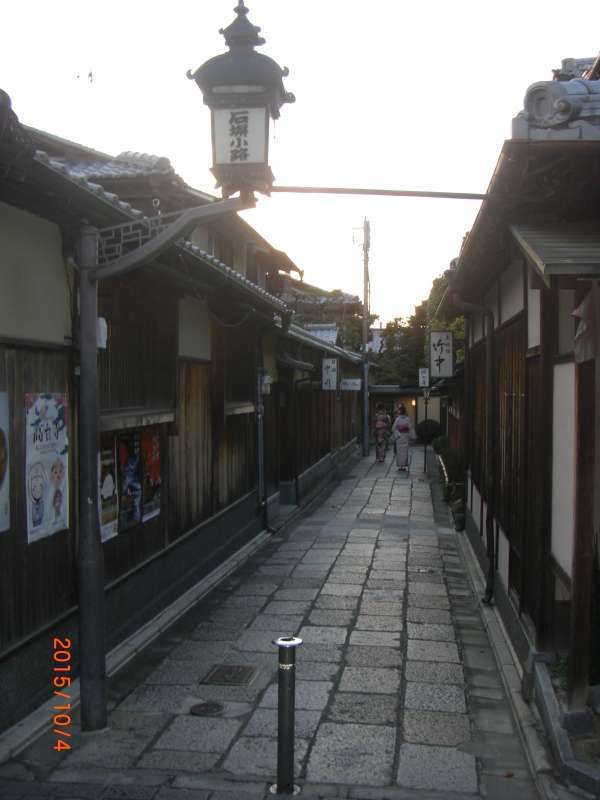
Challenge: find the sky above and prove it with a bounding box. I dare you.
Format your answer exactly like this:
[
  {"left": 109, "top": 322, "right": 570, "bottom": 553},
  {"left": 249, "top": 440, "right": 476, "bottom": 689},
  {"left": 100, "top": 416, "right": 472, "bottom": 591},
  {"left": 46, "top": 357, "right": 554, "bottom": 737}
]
[{"left": 2, "top": 1, "right": 600, "bottom": 323}]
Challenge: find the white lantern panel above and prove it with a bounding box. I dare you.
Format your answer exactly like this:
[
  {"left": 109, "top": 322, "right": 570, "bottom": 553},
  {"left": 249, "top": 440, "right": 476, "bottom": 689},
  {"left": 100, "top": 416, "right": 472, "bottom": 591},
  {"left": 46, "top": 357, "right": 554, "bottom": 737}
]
[
  {"left": 213, "top": 107, "right": 267, "bottom": 165},
  {"left": 430, "top": 331, "right": 453, "bottom": 378}
]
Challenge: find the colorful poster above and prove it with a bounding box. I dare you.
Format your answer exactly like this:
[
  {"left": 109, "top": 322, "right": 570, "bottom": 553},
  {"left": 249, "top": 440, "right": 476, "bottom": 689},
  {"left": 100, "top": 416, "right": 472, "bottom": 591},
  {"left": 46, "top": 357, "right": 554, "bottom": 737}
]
[
  {"left": 25, "top": 393, "right": 69, "bottom": 543},
  {"left": 0, "top": 393, "right": 9, "bottom": 533},
  {"left": 98, "top": 435, "right": 118, "bottom": 542},
  {"left": 117, "top": 431, "right": 142, "bottom": 531},
  {"left": 141, "top": 428, "right": 161, "bottom": 522}
]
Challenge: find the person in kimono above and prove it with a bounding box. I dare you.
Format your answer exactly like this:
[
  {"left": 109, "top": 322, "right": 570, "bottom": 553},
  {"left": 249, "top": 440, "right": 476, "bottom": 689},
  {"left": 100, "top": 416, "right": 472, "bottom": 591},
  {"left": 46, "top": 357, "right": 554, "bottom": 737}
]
[
  {"left": 373, "top": 403, "right": 391, "bottom": 463},
  {"left": 392, "top": 403, "right": 414, "bottom": 471}
]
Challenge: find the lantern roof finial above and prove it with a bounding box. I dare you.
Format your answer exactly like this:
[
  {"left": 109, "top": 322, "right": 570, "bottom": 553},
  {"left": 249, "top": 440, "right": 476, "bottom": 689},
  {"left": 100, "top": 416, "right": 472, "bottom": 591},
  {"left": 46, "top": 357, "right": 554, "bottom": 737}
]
[{"left": 219, "top": 2, "right": 265, "bottom": 50}]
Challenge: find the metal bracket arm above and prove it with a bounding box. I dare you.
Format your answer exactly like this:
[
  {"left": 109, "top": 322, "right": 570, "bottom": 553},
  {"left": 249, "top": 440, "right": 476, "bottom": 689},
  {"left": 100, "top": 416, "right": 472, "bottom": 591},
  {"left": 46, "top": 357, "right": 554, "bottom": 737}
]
[{"left": 90, "top": 195, "right": 255, "bottom": 281}]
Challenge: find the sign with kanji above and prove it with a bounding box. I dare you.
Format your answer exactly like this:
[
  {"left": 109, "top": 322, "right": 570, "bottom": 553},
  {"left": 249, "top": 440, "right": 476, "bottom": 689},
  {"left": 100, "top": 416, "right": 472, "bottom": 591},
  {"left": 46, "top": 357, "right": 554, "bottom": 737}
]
[
  {"left": 340, "top": 378, "right": 361, "bottom": 391},
  {"left": 418, "top": 368, "right": 430, "bottom": 388},
  {"left": 430, "top": 331, "right": 453, "bottom": 378},
  {"left": 213, "top": 107, "right": 267, "bottom": 165},
  {"left": 322, "top": 358, "right": 338, "bottom": 391}
]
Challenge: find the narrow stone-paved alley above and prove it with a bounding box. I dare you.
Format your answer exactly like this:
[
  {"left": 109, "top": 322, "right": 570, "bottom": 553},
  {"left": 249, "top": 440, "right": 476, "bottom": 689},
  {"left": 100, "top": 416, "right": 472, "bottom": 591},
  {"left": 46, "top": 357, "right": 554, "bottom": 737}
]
[{"left": 1, "top": 450, "right": 542, "bottom": 799}]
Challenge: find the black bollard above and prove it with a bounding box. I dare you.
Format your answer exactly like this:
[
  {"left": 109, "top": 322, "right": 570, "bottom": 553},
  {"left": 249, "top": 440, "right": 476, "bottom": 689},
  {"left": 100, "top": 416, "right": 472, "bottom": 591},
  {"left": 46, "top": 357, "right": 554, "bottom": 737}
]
[{"left": 270, "top": 635, "right": 303, "bottom": 795}]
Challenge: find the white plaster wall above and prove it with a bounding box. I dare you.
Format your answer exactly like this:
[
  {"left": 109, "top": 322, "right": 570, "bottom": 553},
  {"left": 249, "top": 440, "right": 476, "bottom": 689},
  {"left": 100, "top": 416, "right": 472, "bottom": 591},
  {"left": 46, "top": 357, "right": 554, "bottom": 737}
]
[
  {"left": 417, "top": 396, "right": 440, "bottom": 423},
  {"left": 233, "top": 242, "right": 246, "bottom": 277},
  {"left": 527, "top": 269, "right": 541, "bottom": 349},
  {"left": 484, "top": 283, "right": 499, "bottom": 328},
  {"left": 551, "top": 362, "right": 576, "bottom": 578},
  {"left": 472, "top": 314, "right": 484, "bottom": 344},
  {"left": 500, "top": 260, "right": 524, "bottom": 324},
  {"left": 472, "top": 482, "right": 482, "bottom": 531},
  {"left": 178, "top": 297, "right": 211, "bottom": 361},
  {"left": 497, "top": 526, "right": 510, "bottom": 590},
  {"left": 0, "top": 202, "right": 71, "bottom": 345}
]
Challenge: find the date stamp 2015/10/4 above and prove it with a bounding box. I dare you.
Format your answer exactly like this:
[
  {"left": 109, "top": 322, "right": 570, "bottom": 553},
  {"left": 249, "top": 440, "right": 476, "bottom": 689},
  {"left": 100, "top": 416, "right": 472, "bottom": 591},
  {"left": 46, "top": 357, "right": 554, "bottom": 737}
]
[{"left": 52, "top": 637, "right": 73, "bottom": 752}]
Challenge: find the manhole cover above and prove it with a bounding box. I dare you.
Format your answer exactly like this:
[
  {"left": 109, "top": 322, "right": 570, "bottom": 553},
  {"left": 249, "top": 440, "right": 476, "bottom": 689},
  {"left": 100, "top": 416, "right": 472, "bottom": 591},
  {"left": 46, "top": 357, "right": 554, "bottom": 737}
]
[
  {"left": 190, "top": 701, "right": 224, "bottom": 716},
  {"left": 202, "top": 664, "right": 257, "bottom": 686}
]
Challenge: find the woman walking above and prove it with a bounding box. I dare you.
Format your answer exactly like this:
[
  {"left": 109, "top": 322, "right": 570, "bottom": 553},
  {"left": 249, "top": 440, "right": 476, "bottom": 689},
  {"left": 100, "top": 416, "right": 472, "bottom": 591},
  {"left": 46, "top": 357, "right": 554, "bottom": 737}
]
[
  {"left": 373, "top": 403, "right": 391, "bottom": 463},
  {"left": 392, "top": 403, "right": 414, "bottom": 471}
]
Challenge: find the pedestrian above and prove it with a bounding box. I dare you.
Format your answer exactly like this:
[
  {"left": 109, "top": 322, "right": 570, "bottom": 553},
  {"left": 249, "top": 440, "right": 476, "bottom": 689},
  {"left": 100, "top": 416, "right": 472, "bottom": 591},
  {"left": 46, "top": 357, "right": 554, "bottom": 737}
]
[
  {"left": 392, "top": 403, "right": 414, "bottom": 471},
  {"left": 373, "top": 402, "right": 391, "bottom": 463}
]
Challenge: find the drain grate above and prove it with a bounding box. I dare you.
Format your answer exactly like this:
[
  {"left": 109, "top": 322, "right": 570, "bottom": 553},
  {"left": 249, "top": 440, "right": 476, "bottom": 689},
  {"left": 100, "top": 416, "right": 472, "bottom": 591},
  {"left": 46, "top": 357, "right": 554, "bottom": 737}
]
[{"left": 202, "top": 664, "right": 257, "bottom": 686}]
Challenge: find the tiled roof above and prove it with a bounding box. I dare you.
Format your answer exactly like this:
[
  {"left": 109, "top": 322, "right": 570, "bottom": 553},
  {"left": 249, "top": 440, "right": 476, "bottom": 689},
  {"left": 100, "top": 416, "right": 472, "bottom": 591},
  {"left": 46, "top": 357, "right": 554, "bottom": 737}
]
[
  {"left": 32, "top": 149, "right": 287, "bottom": 311},
  {"left": 45, "top": 151, "right": 174, "bottom": 181}
]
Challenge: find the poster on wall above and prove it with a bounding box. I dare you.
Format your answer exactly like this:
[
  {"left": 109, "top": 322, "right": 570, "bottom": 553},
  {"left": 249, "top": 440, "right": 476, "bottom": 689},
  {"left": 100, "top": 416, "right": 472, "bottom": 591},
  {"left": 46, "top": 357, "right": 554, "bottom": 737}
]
[
  {"left": 117, "top": 431, "right": 142, "bottom": 531},
  {"left": 25, "top": 393, "right": 69, "bottom": 543},
  {"left": 141, "top": 429, "right": 161, "bottom": 522},
  {"left": 98, "top": 435, "right": 118, "bottom": 542},
  {"left": 0, "top": 393, "right": 10, "bottom": 533}
]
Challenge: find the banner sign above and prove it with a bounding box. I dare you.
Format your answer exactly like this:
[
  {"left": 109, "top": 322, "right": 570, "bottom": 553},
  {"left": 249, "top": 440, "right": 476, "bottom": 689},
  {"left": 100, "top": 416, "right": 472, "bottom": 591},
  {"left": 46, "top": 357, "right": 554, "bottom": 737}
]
[
  {"left": 430, "top": 331, "right": 454, "bottom": 378},
  {"left": 141, "top": 429, "right": 161, "bottom": 522},
  {"left": 117, "top": 431, "right": 142, "bottom": 531},
  {"left": 25, "top": 393, "right": 69, "bottom": 543},
  {"left": 418, "top": 367, "right": 430, "bottom": 388},
  {"left": 322, "top": 358, "right": 338, "bottom": 391},
  {"left": 0, "top": 393, "right": 9, "bottom": 533},
  {"left": 98, "top": 435, "right": 118, "bottom": 543},
  {"left": 340, "top": 378, "right": 362, "bottom": 391}
]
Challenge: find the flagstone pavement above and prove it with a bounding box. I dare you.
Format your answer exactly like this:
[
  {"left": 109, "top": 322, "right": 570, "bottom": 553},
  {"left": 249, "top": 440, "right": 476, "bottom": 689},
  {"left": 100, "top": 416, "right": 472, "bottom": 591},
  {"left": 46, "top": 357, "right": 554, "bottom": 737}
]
[{"left": 0, "top": 449, "right": 544, "bottom": 799}]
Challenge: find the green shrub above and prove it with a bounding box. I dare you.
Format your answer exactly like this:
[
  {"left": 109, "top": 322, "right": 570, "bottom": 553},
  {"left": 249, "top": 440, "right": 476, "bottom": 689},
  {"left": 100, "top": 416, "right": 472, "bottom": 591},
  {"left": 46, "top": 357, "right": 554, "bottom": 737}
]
[
  {"left": 416, "top": 419, "right": 442, "bottom": 444},
  {"left": 432, "top": 434, "right": 450, "bottom": 456}
]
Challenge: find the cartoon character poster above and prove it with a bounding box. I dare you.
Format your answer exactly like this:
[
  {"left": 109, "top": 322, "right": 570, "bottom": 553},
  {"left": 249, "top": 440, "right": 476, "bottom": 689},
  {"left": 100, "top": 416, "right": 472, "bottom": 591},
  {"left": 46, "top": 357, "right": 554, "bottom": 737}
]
[
  {"left": 117, "top": 431, "right": 142, "bottom": 531},
  {"left": 0, "top": 393, "right": 9, "bottom": 534},
  {"left": 141, "top": 429, "right": 161, "bottom": 522},
  {"left": 98, "top": 434, "right": 118, "bottom": 542},
  {"left": 25, "top": 393, "right": 69, "bottom": 543}
]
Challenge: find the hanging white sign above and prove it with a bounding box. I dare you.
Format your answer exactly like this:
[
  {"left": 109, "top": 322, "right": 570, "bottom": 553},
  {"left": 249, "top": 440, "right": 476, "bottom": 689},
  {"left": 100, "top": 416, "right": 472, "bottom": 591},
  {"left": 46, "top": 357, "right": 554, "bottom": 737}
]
[
  {"left": 322, "top": 358, "right": 338, "bottom": 391},
  {"left": 213, "top": 107, "right": 267, "bottom": 165},
  {"left": 25, "top": 393, "right": 69, "bottom": 543},
  {"left": 0, "top": 392, "right": 9, "bottom": 534},
  {"left": 430, "top": 331, "right": 454, "bottom": 378},
  {"left": 418, "top": 367, "right": 430, "bottom": 388}
]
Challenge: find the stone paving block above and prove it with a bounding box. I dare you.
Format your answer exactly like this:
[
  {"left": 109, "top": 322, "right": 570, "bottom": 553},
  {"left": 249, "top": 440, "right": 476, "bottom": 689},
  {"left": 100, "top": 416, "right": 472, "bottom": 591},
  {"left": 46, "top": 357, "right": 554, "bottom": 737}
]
[
  {"left": 345, "top": 645, "right": 403, "bottom": 668},
  {"left": 407, "top": 622, "right": 456, "bottom": 642},
  {"left": 405, "top": 682, "right": 467, "bottom": 713},
  {"left": 299, "top": 625, "right": 348, "bottom": 644},
  {"left": 320, "top": 583, "right": 363, "bottom": 597},
  {"left": 250, "top": 614, "right": 304, "bottom": 631},
  {"left": 403, "top": 710, "right": 471, "bottom": 746},
  {"left": 262, "top": 600, "right": 312, "bottom": 615},
  {"left": 407, "top": 607, "right": 452, "bottom": 625},
  {"left": 408, "top": 595, "right": 450, "bottom": 610},
  {"left": 463, "top": 646, "right": 497, "bottom": 670},
  {"left": 236, "top": 629, "right": 290, "bottom": 652},
  {"left": 349, "top": 630, "right": 401, "bottom": 648},
  {"left": 408, "top": 583, "right": 448, "bottom": 597},
  {"left": 191, "top": 625, "right": 239, "bottom": 642},
  {"left": 397, "top": 743, "right": 478, "bottom": 793},
  {"left": 355, "top": 615, "right": 403, "bottom": 632},
  {"left": 223, "top": 736, "right": 308, "bottom": 777},
  {"left": 260, "top": 680, "right": 332, "bottom": 710},
  {"left": 307, "top": 723, "right": 396, "bottom": 786},
  {"left": 314, "top": 595, "right": 359, "bottom": 611},
  {"left": 296, "top": 660, "right": 341, "bottom": 681},
  {"left": 154, "top": 716, "right": 242, "bottom": 752},
  {"left": 407, "top": 640, "right": 460, "bottom": 663},
  {"left": 137, "top": 751, "right": 219, "bottom": 772},
  {"left": 327, "top": 574, "right": 368, "bottom": 585},
  {"left": 244, "top": 707, "right": 321, "bottom": 738},
  {"left": 300, "top": 643, "right": 343, "bottom": 662},
  {"left": 362, "top": 589, "right": 404, "bottom": 603},
  {"left": 119, "top": 685, "right": 200, "bottom": 714},
  {"left": 273, "top": 588, "right": 319, "bottom": 601},
  {"left": 159, "top": 639, "right": 233, "bottom": 662},
  {"left": 232, "top": 582, "right": 281, "bottom": 597},
  {"left": 308, "top": 609, "right": 355, "bottom": 627},
  {"left": 339, "top": 666, "right": 401, "bottom": 694},
  {"left": 405, "top": 660, "right": 464, "bottom": 684},
  {"left": 359, "top": 601, "right": 404, "bottom": 617}
]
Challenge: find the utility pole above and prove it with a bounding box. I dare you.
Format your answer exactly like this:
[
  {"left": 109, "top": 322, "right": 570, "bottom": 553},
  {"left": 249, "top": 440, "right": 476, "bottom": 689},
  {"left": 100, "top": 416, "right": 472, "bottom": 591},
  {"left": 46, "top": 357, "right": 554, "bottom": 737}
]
[{"left": 362, "top": 218, "right": 370, "bottom": 457}]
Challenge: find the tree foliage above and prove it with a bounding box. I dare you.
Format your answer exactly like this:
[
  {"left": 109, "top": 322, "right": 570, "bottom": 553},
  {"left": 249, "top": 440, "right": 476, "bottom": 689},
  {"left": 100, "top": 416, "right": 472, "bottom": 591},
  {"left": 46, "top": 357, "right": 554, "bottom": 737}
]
[{"left": 374, "top": 303, "right": 427, "bottom": 385}]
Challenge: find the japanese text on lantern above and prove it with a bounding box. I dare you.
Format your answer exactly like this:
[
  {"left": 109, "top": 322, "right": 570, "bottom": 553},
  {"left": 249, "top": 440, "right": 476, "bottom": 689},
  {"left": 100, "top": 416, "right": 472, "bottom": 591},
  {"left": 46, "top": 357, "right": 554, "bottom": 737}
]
[
  {"left": 229, "top": 110, "right": 249, "bottom": 162},
  {"left": 430, "top": 331, "right": 453, "bottom": 378}
]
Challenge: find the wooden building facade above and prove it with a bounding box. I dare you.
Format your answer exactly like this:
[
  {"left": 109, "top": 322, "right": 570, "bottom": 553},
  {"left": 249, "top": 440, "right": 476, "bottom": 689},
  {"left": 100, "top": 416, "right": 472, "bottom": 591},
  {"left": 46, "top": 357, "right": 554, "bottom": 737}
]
[
  {"left": 441, "top": 92, "right": 600, "bottom": 708},
  {"left": 0, "top": 98, "right": 360, "bottom": 731}
]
